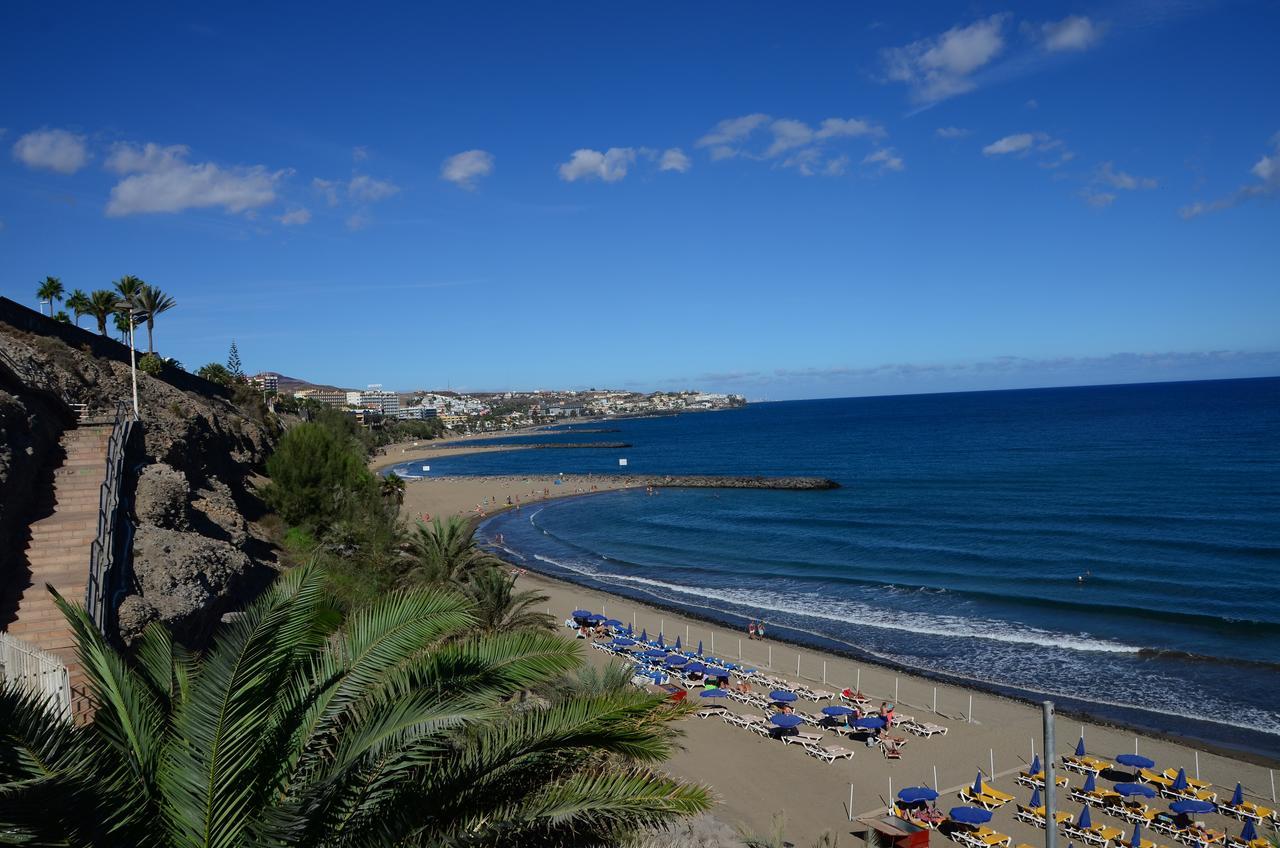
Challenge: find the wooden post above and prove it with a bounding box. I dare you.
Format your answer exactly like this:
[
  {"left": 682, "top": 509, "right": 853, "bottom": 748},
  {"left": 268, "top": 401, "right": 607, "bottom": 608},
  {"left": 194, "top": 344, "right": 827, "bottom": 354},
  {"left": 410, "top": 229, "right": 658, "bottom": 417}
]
[
  {"left": 933, "top": 687, "right": 938, "bottom": 714},
  {"left": 968, "top": 694, "right": 973, "bottom": 724},
  {"left": 797, "top": 655, "right": 801, "bottom": 677},
  {"left": 894, "top": 677, "right": 899, "bottom": 702},
  {"left": 738, "top": 638, "right": 742, "bottom": 658},
  {"left": 849, "top": 784, "right": 854, "bottom": 821},
  {"left": 1194, "top": 750, "right": 1200, "bottom": 780}
]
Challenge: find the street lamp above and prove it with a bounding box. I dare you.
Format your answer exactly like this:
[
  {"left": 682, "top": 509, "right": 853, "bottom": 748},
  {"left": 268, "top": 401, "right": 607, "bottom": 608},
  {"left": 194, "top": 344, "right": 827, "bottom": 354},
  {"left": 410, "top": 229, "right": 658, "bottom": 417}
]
[{"left": 117, "top": 298, "right": 147, "bottom": 417}]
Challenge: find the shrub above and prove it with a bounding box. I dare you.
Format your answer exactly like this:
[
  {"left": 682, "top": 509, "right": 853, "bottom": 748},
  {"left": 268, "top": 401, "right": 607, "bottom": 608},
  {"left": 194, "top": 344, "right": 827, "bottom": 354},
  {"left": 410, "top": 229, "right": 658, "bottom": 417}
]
[
  {"left": 263, "top": 422, "right": 376, "bottom": 528},
  {"left": 137, "top": 353, "right": 163, "bottom": 376}
]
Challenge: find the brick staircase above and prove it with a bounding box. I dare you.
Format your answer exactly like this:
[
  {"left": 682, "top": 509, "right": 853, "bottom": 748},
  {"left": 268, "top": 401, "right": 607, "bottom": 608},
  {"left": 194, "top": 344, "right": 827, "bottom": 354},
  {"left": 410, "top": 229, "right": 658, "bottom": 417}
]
[{"left": 2, "top": 423, "right": 113, "bottom": 712}]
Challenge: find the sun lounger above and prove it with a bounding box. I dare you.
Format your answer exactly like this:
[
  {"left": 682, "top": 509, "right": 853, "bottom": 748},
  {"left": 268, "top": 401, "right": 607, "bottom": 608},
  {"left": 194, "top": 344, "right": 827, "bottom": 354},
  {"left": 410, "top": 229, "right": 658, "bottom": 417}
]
[
  {"left": 1149, "top": 820, "right": 1185, "bottom": 839},
  {"left": 1220, "top": 800, "right": 1275, "bottom": 824},
  {"left": 810, "top": 689, "right": 836, "bottom": 701},
  {"left": 882, "top": 737, "right": 904, "bottom": 759},
  {"left": 1160, "top": 769, "right": 1213, "bottom": 792},
  {"left": 1161, "top": 786, "right": 1218, "bottom": 804},
  {"left": 695, "top": 706, "right": 729, "bottom": 719},
  {"left": 781, "top": 732, "right": 826, "bottom": 746},
  {"left": 1063, "top": 753, "right": 1114, "bottom": 776},
  {"left": 1087, "top": 824, "right": 1125, "bottom": 845},
  {"left": 960, "top": 782, "right": 1015, "bottom": 810},
  {"left": 1017, "top": 769, "right": 1069, "bottom": 789},
  {"left": 745, "top": 721, "right": 772, "bottom": 738},
  {"left": 1072, "top": 787, "right": 1122, "bottom": 808},
  {"left": 1062, "top": 821, "right": 1108, "bottom": 846},
  {"left": 1178, "top": 828, "right": 1225, "bottom": 846},
  {"left": 1141, "top": 769, "right": 1174, "bottom": 790},
  {"left": 722, "top": 712, "right": 751, "bottom": 728},
  {"left": 803, "top": 742, "right": 857, "bottom": 763},
  {"left": 1015, "top": 805, "right": 1073, "bottom": 828},
  {"left": 1225, "top": 835, "right": 1271, "bottom": 848},
  {"left": 901, "top": 719, "right": 949, "bottom": 737},
  {"left": 974, "top": 826, "right": 1013, "bottom": 847}
]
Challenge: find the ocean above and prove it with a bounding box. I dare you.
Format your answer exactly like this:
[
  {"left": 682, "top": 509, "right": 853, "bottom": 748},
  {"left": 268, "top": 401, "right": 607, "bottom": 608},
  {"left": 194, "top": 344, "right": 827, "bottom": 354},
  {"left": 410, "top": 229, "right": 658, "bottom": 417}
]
[{"left": 389, "top": 377, "right": 1280, "bottom": 759}]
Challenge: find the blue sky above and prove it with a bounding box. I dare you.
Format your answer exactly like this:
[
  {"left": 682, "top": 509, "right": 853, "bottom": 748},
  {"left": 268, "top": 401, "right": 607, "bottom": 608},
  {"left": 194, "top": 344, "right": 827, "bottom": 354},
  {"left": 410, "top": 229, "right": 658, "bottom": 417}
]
[{"left": 2, "top": 1, "right": 1278, "bottom": 400}]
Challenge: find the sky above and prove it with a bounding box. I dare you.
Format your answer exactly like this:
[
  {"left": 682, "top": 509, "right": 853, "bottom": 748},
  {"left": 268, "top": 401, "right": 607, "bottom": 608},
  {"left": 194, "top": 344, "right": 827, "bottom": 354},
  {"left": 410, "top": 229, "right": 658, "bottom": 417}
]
[{"left": 2, "top": 1, "right": 1278, "bottom": 400}]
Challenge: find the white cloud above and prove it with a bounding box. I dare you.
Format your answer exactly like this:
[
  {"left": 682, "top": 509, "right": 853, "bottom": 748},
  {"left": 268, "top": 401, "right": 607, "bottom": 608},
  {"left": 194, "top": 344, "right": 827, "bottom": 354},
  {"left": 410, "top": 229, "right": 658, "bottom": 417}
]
[
  {"left": 766, "top": 119, "right": 815, "bottom": 157},
  {"left": 278, "top": 208, "right": 311, "bottom": 226},
  {"left": 983, "top": 133, "right": 1036, "bottom": 155},
  {"left": 824, "top": 156, "right": 850, "bottom": 177},
  {"left": 1025, "top": 98, "right": 1039, "bottom": 110},
  {"left": 1081, "top": 190, "right": 1117, "bottom": 208},
  {"left": 780, "top": 148, "right": 823, "bottom": 176},
  {"left": 441, "top": 149, "right": 495, "bottom": 189},
  {"left": 313, "top": 178, "right": 340, "bottom": 206},
  {"left": 347, "top": 174, "right": 400, "bottom": 203},
  {"left": 816, "top": 118, "right": 884, "bottom": 140},
  {"left": 1041, "top": 16, "right": 1104, "bottom": 52},
  {"left": 882, "top": 15, "right": 1006, "bottom": 103},
  {"left": 104, "top": 141, "right": 286, "bottom": 216},
  {"left": 936, "top": 126, "right": 970, "bottom": 139},
  {"left": 1181, "top": 133, "right": 1280, "bottom": 219},
  {"left": 12, "top": 128, "right": 90, "bottom": 174},
  {"left": 1095, "top": 162, "right": 1158, "bottom": 191},
  {"left": 346, "top": 212, "right": 370, "bottom": 231},
  {"left": 696, "top": 113, "right": 770, "bottom": 148},
  {"left": 558, "top": 148, "right": 636, "bottom": 183},
  {"left": 863, "top": 148, "right": 905, "bottom": 172},
  {"left": 352, "top": 145, "right": 369, "bottom": 162},
  {"left": 658, "top": 148, "right": 692, "bottom": 173}
]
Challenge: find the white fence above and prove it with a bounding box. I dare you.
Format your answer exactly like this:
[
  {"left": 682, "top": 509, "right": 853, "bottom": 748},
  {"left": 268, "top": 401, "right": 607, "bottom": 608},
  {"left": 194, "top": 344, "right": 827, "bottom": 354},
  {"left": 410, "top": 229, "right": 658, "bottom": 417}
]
[{"left": 0, "top": 631, "right": 71, "bottom": 720}]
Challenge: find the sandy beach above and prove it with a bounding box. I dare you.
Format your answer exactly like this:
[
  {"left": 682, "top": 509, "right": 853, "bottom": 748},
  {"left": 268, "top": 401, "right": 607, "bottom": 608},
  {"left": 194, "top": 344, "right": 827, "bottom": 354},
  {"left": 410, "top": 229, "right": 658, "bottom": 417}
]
[{"left": 371, "top": 442, "right": 1279, "bottom": 847}]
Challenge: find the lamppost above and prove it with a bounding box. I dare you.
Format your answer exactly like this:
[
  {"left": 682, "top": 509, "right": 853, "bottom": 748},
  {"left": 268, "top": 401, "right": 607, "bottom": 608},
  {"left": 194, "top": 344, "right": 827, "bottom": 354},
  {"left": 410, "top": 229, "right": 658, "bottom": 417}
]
[{"left": 117, "top": 298, "right": 146, "bottom": 417}]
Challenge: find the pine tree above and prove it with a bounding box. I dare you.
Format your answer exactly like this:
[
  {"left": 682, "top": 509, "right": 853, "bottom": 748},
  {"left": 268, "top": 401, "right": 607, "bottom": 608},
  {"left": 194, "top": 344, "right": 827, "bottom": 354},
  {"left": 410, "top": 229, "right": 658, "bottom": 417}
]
[{"left": 227, "top": 340, "right": 244, "bottom": 380}]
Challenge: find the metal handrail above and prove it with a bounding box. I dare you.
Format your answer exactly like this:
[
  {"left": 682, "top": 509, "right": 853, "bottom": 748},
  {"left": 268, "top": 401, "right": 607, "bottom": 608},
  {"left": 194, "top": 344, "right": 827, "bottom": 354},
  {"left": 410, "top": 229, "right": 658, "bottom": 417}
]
[{"left": 85, "top": 402, "right": 138, "bottom": 637}]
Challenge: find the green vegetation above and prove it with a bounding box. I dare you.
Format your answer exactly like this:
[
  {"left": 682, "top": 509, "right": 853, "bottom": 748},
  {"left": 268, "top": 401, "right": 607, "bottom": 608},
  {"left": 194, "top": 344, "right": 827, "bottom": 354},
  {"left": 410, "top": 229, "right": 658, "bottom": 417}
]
[
  {"left": 263, "top": 421, "right": 377, "bottom": 528},
  {"left": 66, "top": 289, "right": 89, "bottom": 327},
  {"left": 36, "top": 275, "right": 64, "bottom": 315},
  {"left": 137, "top": 352, "right": 164, "bottom": 375},
  {"left": 196, "top": 361, "right": 235, "bottom": 386},
  {"left": 87, "top": 289, "right": 117, "bottom": 335},
  {"left": 131, "top": 285, "right": 176, "bottom": 353},
  {"left": 0, "top": 568, "right": 709, "bottom": 846},
  {"left": 227, "top": 340, "right": 244, "bottom": 380}
]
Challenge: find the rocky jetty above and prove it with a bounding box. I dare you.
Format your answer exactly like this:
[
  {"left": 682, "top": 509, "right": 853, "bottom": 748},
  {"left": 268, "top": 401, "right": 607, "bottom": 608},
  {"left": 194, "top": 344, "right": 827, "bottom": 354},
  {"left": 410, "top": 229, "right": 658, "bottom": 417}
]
[{"left": 0, "top": 308, "right": 278, "bottom": 647}]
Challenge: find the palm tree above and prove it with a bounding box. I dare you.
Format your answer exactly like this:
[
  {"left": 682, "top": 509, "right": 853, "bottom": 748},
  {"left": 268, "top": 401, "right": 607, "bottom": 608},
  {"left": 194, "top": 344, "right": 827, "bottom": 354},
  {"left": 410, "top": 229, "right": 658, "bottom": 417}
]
[
  {"left": 133, "top": 284, "right": 177, "bottom": 353},
  {"left": 0, "top": 566, "right": 709, "bottom": 846},
  {"left": 379, "top": 473, "right": 406, "bottom": 505},
  {"left": 66, "top": 289, "right": 90, "bottom": 327},
  {"left": 465, "top": 566, "right": 557, "bottom": 633},
  {"left": 36, "top": 276, "right": 64, "bottom": 316},
  {"left": 86, "top": 289, "right": 118, "bottom": 335},
  {"left": 404, "top": 516, "right": 505, "bottom": 587},
  {"left": 113, "top": 274, "right": 146, "bottom": 304},
  {"left": 113, "top": 312, "right": 131, "bottom": 342}
]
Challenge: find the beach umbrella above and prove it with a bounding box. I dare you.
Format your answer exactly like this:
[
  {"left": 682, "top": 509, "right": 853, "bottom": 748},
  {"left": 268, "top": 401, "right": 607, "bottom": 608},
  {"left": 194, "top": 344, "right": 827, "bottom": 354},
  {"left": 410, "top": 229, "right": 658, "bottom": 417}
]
[
  {"left": 852, "top": 716, "right": 887, "bottom": 729},
  {"left": 1075, "top": 737, "right": 1087, "bottom": 757},
  {"left": 972, "top": 773, "right": 987, "bottom": 796},
  {"left": 822, "top": 705, "right": 854, "bottom": 717},
  {"left": 675, "top": 636, "right": 682, "bottom": 651},
  {"left": 683, "top": 662, "right": 706, "bottom": 675},
  {"left": 1030, "top": 788, "right": 1042, "bottom": 809},
  {"left": 609, "top": 637, "right": 636, "bottom": 648},
  {"left": 604, "top": 618, "right": 624, "bottom": 627},
  {"left": 1116, "top": 754, "right": 1156, "bottom": 770},
  {"left": 699, "top": 688, "right": 730, "bottom": 698},
  {"left": 1129, "top": 824, "right": 1144, "bottom": 847},
  {"left": 657, "top": 633, "right": 665, "bottom": 647},
  {"left": 639, "top": 628, "right": 647, "bottom": 642},
  {"left": 664, "top": 655, "right": 688, "bottom": 666},
  {"left": 1084, "top": 772, "right": 1097, "bottom": 793},
  {"left": 1169, "top": 800, "right": 1215, "bottom": 815},
  {"left": 697, "top": 640, "right": 703, "bottom": 656},
  {"left": 1230, "top": 784, "right": 1244, "bottom": 808},
  {"left": 769, "top": 713, "right": 804, "bottom": 728},
  {"left": 1077, "top": 806, "right": 1093, "bottom": 830},
  {"left": 703, "top": 667, "right": 729, "bottom": 678},
  {"left": 571, "top": 609, "right": 592, "bottom": 618},
  {"left": 1030, "top": 754, "right": 1042, "bottom": 775},
  {"left": 1170, "top": 769, "right": 1191, "bottom": 793},
  {"left": 587, "top": 614, "right": 607, "bottom": 622},
  {"left": 899, "top": 787, "right": 940, "bottom": 804},
  {"left": 1240, "top": 820, "right": 1259, "bottom": 843},
  {"left": 641, "top": 649, "right": 667, "bottom": 659},
  {"left": 769, "top": 690, "right": 798, "bottom": 702},
  {"left": 949, "top": 807, "right": 993, "bottom": 825},
  {"left": 1115, "top": 783, "right": 1157, "bottom": 799}
]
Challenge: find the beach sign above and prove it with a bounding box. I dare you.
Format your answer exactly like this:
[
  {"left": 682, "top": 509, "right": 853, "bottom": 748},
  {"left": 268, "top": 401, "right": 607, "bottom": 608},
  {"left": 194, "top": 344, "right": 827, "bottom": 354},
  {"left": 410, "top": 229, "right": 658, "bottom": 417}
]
[{"left": 619, "top": 458, "right": 628, "bottom": 466}]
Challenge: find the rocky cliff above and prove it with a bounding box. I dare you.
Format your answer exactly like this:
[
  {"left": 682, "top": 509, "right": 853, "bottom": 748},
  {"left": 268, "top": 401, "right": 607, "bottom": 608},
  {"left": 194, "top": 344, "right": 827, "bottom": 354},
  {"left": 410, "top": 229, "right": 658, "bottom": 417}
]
[{"left": 0, "top": 313, "right": 279, "bottom": 647}]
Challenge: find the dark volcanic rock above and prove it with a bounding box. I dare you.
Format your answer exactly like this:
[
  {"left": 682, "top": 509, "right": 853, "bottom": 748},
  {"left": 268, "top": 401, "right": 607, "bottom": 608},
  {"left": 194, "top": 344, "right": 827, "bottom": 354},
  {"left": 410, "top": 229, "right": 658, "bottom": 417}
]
[
  {"left": 134, "top": 462, "right": 191, "bottom": 530},
  {"left": 129, "top": 525, "right": 252, "bottom": 643}
]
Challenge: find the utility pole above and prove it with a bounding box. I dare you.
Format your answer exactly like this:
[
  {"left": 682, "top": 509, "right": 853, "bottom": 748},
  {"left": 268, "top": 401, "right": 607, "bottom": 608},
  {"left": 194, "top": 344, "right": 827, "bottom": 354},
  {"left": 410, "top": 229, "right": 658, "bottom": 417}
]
[{"left": 1044, "top": 701, "right": 1057, "bottom": 848}]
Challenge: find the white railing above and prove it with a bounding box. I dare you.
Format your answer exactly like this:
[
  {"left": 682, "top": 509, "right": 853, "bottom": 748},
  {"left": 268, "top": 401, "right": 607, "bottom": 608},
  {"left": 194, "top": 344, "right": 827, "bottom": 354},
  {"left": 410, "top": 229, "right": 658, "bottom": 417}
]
[{"left": 0, "top": 631, "right": 71, "bottom": 720}]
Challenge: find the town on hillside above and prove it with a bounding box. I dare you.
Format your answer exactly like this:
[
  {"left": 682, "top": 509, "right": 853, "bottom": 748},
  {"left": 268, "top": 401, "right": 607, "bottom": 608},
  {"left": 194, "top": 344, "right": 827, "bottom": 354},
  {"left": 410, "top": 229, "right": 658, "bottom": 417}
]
[{"left": 253, "top": 372, "right": 746, "bottom": 433}]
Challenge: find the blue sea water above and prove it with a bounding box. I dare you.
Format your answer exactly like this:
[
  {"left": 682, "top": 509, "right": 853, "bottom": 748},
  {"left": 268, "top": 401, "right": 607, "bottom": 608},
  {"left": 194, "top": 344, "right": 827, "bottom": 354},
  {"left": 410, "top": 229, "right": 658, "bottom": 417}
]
[{"left": 390, "top": 378, "right": 1280, "bottom": 758}]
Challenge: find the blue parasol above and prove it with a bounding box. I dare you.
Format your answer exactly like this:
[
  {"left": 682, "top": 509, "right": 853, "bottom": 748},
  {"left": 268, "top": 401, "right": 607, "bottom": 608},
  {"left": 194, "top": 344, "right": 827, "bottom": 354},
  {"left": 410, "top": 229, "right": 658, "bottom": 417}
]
[
  {"left": 641, "top": 649, "right": 667, "bottom": 659},
  {"left": 1241, "top": 820, "right": 1258, "bottom": 843},
  {"left": 822, "top": 705, "right": 854, "bottom": 717},
  {"left": 697, "top": 640, "right": 703, "bottom": 656},
  {"left": 1169, "top": 800, "right": 1215, "bottom": 815},
  {"left": 1230, "top": 784, "right": 1244, "bottom": 807},
  {"left": 1129, "top": 824, "right": 1144, "bottom": 847},
  {"left": 972, "top": 773, "right": 986, "bottom": 796},
  {"left": 639, "top": 628, "right": 647, "bottom": 642},
  {"left": 1084, "top": 772, "right": 1097, "bottom": 793},
  {"left": 1078, "top": 806, "right": 1093, "bottom": 830},
  {"left": 609, "top": 638, "right": 636, "bottom": 648},
  {"left": 675, "top": 636, "right": 682, "bottom": 651},
  {"left": 664, "top": 655, "right": 688, "bottom": 666},
  {"left": 657, "top": 633, "right": 665, "bottom": 647},
  {"left": 571, "top": 609, "right": 592, "bottom": 618},
  {"left": 1075, "top": 737, "right": 1087, "bottom": 757},
  {"left": 604, "top": 618, "right": 624, "bottom": 627},
  {"left": 770, "top": 690, "right": 798, "bottom": 702},
  {"left": 1116, "top": 754, "right": 1156, "bottom": 770},
  {"left": 1030, "top": 788, "right": 1042, "bottom": 809},
  {"left": 853, "top": 716, "right": 886, "bottom": 729},
  {"left": 949, "top": 807, "right": 993, "bottom": 825},
  {"left": 1115, "top": 783, "right": 1157, "bottom": 798},
  {"left": 1030, "top": 754, "right": 1042, "bottom": 775},
  {"left": 683, "top": 662, "right": 706, "bottom": 675},
  {"left": 770, "top": 713, "right": 804, "bottom": 728},
  {"left": 899, "top": 787, "right": 940, "bottom": 804},
  {"left": 587, "top": 613, "right": 607, "bottom": 622},
  {"left": 699, "top": 688, "right": 730, "bottom": 698}
]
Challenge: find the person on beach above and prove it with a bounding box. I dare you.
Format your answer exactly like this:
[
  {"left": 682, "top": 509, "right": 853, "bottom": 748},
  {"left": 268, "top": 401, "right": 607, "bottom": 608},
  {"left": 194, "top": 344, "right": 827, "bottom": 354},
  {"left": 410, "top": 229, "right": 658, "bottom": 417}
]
[
  {"left": 747, "top": 620, "right": 757, "bottom": 640},
  {"left": 756, "top": 621, "right": 766, "bottom": 640}
]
